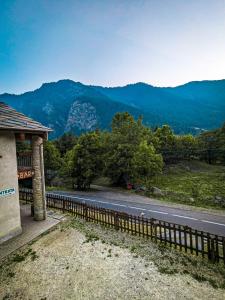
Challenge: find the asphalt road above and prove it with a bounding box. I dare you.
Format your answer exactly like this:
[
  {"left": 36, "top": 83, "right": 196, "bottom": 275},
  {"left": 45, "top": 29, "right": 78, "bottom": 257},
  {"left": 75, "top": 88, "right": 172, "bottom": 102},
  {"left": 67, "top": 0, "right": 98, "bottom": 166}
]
[{"left": 49, "top": 190, "right": 225, "bottom": 236}]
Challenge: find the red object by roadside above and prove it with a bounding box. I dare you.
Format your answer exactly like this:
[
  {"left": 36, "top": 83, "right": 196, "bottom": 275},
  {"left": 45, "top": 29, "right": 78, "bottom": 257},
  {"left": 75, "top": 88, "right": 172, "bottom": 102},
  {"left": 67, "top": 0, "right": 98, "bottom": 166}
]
[{"left": 127, "top": 183, "right": 133, "bottom": 190}]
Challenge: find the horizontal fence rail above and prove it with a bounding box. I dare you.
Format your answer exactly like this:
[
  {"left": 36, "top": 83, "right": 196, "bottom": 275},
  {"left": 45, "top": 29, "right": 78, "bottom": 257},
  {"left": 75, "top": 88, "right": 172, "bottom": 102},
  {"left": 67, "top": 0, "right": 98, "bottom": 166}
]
[{"left": 19, "top": 188, "right": 225, "bottom": 264}]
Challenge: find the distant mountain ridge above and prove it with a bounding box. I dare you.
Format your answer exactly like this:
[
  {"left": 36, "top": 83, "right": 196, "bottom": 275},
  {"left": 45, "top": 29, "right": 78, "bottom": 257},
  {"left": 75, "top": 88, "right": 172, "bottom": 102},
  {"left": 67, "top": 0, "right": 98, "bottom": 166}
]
[
  {"left": 0, "top": 80, "right": 160, "bottom": 139},
  {"left": 94, "top": 80, "right": 225, "bottom": 133},
  {"left": 0, "top": 79, "right": 224, "bottom": 139}
]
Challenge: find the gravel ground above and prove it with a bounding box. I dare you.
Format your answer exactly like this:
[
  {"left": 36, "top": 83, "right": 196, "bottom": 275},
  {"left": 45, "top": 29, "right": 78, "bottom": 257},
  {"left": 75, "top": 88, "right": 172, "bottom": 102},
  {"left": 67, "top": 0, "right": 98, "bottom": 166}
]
[{"left": 0, "top": 219, "right": 225, "bottom": 300}]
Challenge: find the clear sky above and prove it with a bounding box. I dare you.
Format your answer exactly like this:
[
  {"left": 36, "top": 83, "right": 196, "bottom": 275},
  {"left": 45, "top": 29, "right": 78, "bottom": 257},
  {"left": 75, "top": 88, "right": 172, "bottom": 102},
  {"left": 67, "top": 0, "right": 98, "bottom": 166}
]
[{"left": 1, "top": 0, "right": 225, "bottom": 94}]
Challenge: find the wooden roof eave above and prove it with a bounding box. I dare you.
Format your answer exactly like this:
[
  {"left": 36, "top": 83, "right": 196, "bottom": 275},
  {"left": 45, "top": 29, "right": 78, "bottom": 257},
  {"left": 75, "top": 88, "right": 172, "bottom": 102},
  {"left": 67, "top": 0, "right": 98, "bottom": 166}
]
[
  {"left": 0, "top": 128, "right": 52, "bottom": 140},
  {"left": 0, "top": 102, "right": 52, "bottom": 136}
]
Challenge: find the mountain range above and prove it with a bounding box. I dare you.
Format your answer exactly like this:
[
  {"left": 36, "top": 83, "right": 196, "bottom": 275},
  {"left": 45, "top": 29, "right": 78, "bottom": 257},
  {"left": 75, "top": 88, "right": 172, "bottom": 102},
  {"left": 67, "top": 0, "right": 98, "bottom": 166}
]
[{"left": 0, "top": 79, "right": 225, "bottom": 139}]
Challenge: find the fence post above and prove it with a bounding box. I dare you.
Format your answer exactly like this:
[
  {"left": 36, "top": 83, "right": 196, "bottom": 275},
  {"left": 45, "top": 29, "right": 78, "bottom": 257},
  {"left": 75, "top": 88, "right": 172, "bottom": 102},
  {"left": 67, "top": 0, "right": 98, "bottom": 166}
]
[
  {"left": 115, "top": 212, "right": 119, "bottom": 230},
  {"left": 209, "top": 238, "right": 215, "bottom": 262},
  {"left": 207, "top": 233, "right": 211, "bottom": 260},
  {"left": 150, "top": 218, "right": 157, "bottom": 242},
  {"left": 63, "top": 199, "right": 65, "bottom": 213},
  {"left": 84, "top": 204, "right": 88, "bottom": 221},
  {"left": 184, "top": 226, "right": 188, "bottom": 253},
  {"left": 223, "top": 237, "right": 225, "bottom": 265}
]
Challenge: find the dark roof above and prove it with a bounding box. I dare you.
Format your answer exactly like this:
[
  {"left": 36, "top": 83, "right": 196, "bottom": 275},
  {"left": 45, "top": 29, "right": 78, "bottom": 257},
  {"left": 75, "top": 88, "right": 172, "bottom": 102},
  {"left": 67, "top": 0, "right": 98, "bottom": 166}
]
[{"left": 0, "top": 102, "right": 52, "bottom": 133}]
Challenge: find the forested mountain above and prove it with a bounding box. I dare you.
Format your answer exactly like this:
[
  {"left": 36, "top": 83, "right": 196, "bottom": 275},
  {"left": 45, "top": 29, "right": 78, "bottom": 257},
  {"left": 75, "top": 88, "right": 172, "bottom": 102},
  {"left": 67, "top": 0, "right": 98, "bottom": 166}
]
[
  {"left": 94, "top": 80, "right": 225, "bottom": 134},
  {"left": 0, "top": 79, "right": 225, "bottom": 138},
  {"left": 0, "top": 80, "right": 160, "bottom": 139}
]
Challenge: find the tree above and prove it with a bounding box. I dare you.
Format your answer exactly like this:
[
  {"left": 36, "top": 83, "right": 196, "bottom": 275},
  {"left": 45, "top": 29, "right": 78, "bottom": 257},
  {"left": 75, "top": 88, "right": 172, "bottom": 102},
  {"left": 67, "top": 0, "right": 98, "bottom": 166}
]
[
  {"left": 175, "top": 134, "right": 199, "bottom": 160},
  {"left": 43, "top": 141, "right": 62, "bottom": 185},
  {"left": 59, "top": 149, "right": 73, "bottom": 177},
  {"left": 105, "top": 142, "right": 135, "bottom": 185},
  {"left": 154, "top": 125, "right": 201, "bottom": 163},
  {"left": 199, "top": 123, "right": 225, "bottom": 164},
  {"left": 111, "top": 112, "right": 136, "bottom": 134},
  {"left": 154, "top": 125, "right": 176, "bottom": 151},
  {"left": 54, "top": 132, "right": 77, "bottom": 156},
  {"left": 71, "top": 131, "right": 103, "bottom": 190},
  {"left": 131, "top": 141, "right": 163, "bottom": 180},
  {"left": 105, "top": 112, "right": 163, "bottom": 185}
]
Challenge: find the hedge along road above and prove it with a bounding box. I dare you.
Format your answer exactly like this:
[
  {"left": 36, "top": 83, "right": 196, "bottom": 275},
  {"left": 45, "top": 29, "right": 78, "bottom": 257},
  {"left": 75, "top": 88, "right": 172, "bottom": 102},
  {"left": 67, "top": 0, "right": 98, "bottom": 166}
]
[{"left": 49, "top": 190, "right": 225, "bottom": 237}]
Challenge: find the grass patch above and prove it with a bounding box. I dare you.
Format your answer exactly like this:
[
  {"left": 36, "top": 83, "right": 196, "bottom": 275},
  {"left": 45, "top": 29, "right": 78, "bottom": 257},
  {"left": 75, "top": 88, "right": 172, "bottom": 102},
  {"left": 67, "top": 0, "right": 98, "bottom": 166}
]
[
  {"left": 145, "top": 161, "right": 225, "bottom": 210},
  {"left": 7, "top": 272, "right": 15, "bottom": 278},
  {"left": 84, "top": 233, "right": 100, "bottom": 243},
  {"left": 12, "top": 248, "right": 32, "bottom": 263},
  {"left": 30, "top": 250, "right": 39, "bottom": 261},
  {"left": 46, "top": 185, "right": 74, "bottom": 192},
  {"left": 11, "top": 248, "right": 38, "bottom": 263},
  {"left": 92, "top": 177, "right": 113, "bottom": 187},
  {"left": 0, "top": 247, "right": 39, "bottom": 286},
  {"left": 12, "top": 254, "right": 26, "bottom": 263},
  {"left": 46, "top": 185, "right": 99, "bottom": 193}
]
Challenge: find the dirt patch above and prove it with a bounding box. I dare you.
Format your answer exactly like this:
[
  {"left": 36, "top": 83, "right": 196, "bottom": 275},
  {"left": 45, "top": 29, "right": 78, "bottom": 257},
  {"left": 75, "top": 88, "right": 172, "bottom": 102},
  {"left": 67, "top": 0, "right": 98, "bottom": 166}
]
[{"left": 0, "top": 219, "right": 224, "bottom": 300}]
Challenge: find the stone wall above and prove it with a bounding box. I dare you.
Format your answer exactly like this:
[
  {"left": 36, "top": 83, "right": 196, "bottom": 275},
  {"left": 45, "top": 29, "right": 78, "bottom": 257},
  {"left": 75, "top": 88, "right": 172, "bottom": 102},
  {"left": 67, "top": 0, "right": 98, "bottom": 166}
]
[{"left": 0, "top": 131, "right": 22, "bottom": 243}]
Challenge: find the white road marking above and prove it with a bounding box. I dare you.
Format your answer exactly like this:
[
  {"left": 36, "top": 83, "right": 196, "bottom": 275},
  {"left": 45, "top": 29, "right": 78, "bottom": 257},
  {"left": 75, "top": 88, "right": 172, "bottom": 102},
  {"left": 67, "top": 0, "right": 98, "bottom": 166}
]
[
  {"left": 113, "top": 203, "right": 127, "bottom": 207},
  {"left": 201, "top": 220, "right": 225, "bottom": 227},
  {"left": 172, "top": 214, "right": 198, "bottom": 221},
  {"left": 147, "top": 209, "right": 169, "bottom": 215},
  {"left": 128, "top": 206, "right": 145, "bottom": 210},
  {"left": 48, "top": 192, "right": 225, "bottom": 228},
  {"left": 52, "top": 194, "right": 128, "bottom": 208}
]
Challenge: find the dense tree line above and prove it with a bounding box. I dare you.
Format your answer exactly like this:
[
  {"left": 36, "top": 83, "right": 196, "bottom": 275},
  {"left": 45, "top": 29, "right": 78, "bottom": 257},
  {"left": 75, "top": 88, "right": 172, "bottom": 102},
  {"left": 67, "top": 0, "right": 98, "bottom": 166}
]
[
  {"left": 198, "top": 123, "right": 225, "bottom": 164},
  {"left": 43, "top": 113, "right": 225, "bottom": 189}
]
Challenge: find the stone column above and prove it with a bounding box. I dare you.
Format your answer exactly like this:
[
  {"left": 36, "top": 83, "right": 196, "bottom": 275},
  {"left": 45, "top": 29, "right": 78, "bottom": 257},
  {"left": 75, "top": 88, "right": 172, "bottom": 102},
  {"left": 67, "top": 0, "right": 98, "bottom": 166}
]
[{"left": 32, "top": 135, "right": 46, "bottom": 221}]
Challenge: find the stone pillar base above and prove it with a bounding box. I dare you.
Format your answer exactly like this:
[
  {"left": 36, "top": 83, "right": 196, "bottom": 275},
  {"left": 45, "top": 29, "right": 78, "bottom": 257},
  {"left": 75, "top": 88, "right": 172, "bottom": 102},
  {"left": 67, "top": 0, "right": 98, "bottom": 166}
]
[{"left": 34, "top": 208, "right": 46, "bottom": 221}]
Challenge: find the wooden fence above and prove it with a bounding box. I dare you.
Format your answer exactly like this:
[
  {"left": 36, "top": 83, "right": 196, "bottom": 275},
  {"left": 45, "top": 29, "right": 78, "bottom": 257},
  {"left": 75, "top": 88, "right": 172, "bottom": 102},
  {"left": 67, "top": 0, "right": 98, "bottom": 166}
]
[{"left": 19, "top": 188, "right": 225, "bottom": 264}]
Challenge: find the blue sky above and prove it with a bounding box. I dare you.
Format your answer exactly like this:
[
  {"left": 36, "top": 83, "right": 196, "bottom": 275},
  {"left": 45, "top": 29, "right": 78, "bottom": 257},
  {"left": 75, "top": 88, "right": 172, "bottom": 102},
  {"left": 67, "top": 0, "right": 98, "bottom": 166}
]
[{"left": 1, "top": 0, "right": 225, "bottom": 93}]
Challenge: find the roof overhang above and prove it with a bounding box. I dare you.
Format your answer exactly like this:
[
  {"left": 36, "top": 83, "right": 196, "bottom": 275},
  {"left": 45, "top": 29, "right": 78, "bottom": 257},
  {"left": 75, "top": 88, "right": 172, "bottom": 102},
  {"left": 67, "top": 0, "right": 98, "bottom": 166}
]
[{"left": 0, "top": 102, "right": 53, "bottom": 138}]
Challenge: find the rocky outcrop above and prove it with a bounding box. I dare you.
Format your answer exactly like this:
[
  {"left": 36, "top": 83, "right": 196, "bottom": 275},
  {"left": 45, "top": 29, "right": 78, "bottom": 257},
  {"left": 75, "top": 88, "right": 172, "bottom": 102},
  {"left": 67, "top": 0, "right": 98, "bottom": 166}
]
[
  {"left": 42, "top": 102, "right": 53, "bottom": 115},
  {"left": 151, "top": 187, "right": 165, "bottom": 196},
  {"left": 213, "top": 195, "right": 225, "bottom": 207},
  {"left": 65, "top": 100, "right": 98, "bottom": 132}
]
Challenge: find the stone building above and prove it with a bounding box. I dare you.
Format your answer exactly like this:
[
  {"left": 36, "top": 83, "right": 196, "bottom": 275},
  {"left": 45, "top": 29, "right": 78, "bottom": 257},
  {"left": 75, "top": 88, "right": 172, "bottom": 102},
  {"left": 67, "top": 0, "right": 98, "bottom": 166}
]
[{"left": 0, "top": 102, "right": 51, "bottom": 244}]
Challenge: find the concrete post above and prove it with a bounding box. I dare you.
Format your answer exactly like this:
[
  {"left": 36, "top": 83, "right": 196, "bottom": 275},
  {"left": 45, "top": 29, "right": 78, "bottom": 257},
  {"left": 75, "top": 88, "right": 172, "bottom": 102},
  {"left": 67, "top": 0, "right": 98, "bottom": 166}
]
[{"left": 32, "top": 135, "right": 46, "bottom": 221}]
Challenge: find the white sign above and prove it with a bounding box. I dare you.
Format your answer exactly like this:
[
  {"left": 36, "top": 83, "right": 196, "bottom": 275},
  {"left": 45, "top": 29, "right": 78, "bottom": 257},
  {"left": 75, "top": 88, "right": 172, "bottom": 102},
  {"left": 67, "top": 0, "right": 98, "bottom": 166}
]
[{"left": 0, "top": 188, "right": 16, "bottom": 197}]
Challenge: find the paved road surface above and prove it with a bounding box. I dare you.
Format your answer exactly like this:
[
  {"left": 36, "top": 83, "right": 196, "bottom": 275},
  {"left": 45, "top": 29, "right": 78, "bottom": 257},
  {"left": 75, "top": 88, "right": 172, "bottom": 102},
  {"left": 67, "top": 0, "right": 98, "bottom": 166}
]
[{"left": 49, "top": 190, "right": 225, "bottom": 236}]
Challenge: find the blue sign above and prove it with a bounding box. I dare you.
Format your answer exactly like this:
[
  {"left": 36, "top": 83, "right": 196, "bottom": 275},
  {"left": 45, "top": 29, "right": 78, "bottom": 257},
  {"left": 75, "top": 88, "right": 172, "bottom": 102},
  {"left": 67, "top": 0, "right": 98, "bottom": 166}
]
[{"left": 0, "top": 188, "right": 16, "bottom": 197}]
